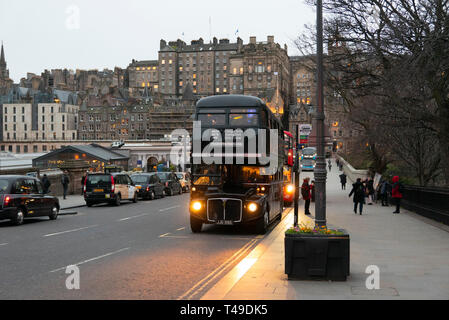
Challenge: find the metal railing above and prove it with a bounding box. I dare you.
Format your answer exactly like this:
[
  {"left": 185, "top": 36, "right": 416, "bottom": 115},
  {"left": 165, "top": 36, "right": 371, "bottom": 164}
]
[{"left": 402, "top": 185, "right": 449, "bottom": 226}]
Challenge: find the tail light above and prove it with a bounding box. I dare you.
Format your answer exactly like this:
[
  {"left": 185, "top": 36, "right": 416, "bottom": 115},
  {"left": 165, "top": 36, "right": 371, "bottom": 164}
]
[
  {"left": 83, "top": 177, "right": 87, "bottom": 193},
  {"left": 146, "top": 187, "right": 150, "bottom": 192},
  {"left": 3, "top": 195, "right": 11, "bottom": 207},
  {"left": 111, "top": 176, "right": 115, "bottom": 192},
  {"left": 165, "top": 182, "right": 169, "bottom": 187}
]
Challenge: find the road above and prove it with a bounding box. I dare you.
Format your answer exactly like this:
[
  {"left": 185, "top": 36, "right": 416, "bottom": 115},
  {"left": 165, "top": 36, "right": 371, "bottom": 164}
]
[{"left": 0, "top": 193, "right": 286, "bottom": 300}]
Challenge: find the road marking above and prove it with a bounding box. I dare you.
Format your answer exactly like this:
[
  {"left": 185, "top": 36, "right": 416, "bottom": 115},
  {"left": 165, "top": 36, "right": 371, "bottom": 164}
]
[
  {"left": 43, "top": 225, "right": 98, "bottom": 238},
  {"left": 177, "top": 227, "right": 186, "bottom": 231},
  {"left": 159, "top": 205, "right": 181, "bottom": 212},
  {"left": 161, "top": 235, "right": 190, "bottom": 239},
  {"left": 0, "top": 243, "right": 8, "bottom": 247},
  {"left": 159, "top": 233, "right": 171, "bottom": 238},
  {"left": 50, "top": 247, "right": 130, "bottom": 273},
  {"left": 178, "top": 239, "right": 258, "bottom": 300},
  {"left": 118, "top": 214, "right": 149, "bottom": 222}
]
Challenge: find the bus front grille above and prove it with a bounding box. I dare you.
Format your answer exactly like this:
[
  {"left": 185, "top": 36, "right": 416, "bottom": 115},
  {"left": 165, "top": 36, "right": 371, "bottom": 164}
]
[{"left": 207, "top": 198, "right": 242, "bottom": 223}]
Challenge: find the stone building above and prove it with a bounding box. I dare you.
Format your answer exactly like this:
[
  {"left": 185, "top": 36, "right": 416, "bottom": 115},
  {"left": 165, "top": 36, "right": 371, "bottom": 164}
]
[
  {"left": 127, "top": 60, "right": 159, "bottom": 93},
  {"left": 158, "top": 37, "right": 243, "bottom": 99},
  {"left": 78, "top": 104, "right": 193, "bottom": 142},
  {"left": 229, "top": 36, "right": 290, "bottom": 117},
  {"left": 2, "top": 101, "right": 79, "bottom": 146}
]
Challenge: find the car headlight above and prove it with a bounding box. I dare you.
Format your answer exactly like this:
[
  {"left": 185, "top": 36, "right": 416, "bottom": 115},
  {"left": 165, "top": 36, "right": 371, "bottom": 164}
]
[
  {"left": 248, "top": 203, "right": 258, "bottom": 213},
  {"left": 191, "top": 187, "right": 197, "bottom": 192},
  {"left": 191, "top": 201, "right": 202, "bottom": 211},
  {"left": 286, "top": 184, "right": 294, "bottom": 194}
]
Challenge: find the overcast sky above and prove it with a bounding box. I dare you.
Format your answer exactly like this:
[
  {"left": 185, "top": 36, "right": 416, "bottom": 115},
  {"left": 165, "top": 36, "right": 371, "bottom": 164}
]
[{"left": 0, "top": 0, "right": 315, "bottom": 82}]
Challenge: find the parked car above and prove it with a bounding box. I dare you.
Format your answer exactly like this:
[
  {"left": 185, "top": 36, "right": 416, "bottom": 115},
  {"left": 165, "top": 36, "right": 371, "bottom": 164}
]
[
  {"left": 0, "top": 175, "right": 60, "bottom": 226},
  {"left": 176, "top": 172, "right": 191, "bottom": 193},
  {"left": 156, "top": 172, "right": 182, "bottom": 196},
  {"left": 131, "top": 173, "right": 165, "bottom": 200},
  {"left": 84, "top": 173, "right": 138, "bottom": 207}
]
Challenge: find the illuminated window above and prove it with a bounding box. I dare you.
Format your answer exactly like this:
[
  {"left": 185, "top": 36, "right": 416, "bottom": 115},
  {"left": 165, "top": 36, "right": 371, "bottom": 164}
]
[
  {"left": 169, "top": 60, "right": 173, "bottom": 64},
  {"left": 179, "top": 66, "right": 183, "bottom": 72},
  {"left": 223, "top": 88, "right": 227, "bottom": 93},
  {"left": 142, "top": 82, "right": 145, "bottom": 87},
  {"left": 216, "top": 88, "right": 220, "bottom": 93},
  {"left": 147, "top": 67, "right": 151, "bottom": 70},
  {"left": 136, "top": 67, "right": 141, "bottom": 71},
  {"left": 193, "top": 74, "right": 197, "bottom": 79},
  {"left": 154, "top": 85, "right": 159, "bottom": 89},
  {"left": 162, "top": 60, "right": 166, "bottom": 65},
  {"left": 240, "top": 67, "right": 244, "bottom": 75},
  {"left": 233, "top": 68, "right": 237, "bottom": 75},
  {"left": 179, "top": 81, "right": 183, "bottom": 86}
]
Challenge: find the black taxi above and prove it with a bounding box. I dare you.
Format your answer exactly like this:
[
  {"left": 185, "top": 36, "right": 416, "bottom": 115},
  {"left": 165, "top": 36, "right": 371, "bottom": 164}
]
[{"left": 0, "top": 175, "right": 60, "bottom": 226}]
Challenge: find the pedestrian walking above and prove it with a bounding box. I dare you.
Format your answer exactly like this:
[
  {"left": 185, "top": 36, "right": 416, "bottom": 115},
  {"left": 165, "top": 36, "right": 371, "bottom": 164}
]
[
  {"left": 61, "top": 171, "right": 70, "bottom": 200},
  {"left": 328, "top": 159, "right": 332, "bottom": 172},
  {"left": 379, "top": 180, "right": 390, "bottom": 207},
  {"left": 41, "top": 174, "right": 51, "bottom": 194},
  {"left": 339, "top": 173, "right": 347, "bottom": 190},
  {"left": 301, "top": 177, "right": 312, "bottom": 215},
  {"left": 391, "top": 176, "right": 403, "bottom": 214},
  {"left": 81, "top": 172, "right": 87, "bottom": 195},
  {"left": 349, "top": 178, "right": 366, "bottom": 215}
]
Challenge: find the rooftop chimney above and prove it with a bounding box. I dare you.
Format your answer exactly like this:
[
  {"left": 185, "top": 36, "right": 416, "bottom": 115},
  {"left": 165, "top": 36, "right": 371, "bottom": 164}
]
[
  {"left": 267, "top": 36, "right": 274, "bottom": 43},
  {"left": 250, "top": 36, "right": 256, "bottom": 44}
]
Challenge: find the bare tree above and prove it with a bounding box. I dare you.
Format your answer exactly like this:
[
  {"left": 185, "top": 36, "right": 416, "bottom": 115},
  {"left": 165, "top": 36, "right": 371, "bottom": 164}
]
[{"left": 296, "top": 0, "right": 449, "bottom": 185}]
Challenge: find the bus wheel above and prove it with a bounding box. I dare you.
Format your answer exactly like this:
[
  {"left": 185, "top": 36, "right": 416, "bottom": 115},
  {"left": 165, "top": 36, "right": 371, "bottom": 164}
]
[
  {"left": 255, "top": 210, "right": 269, "bottom": 234},
  {"left": 190, "top": 215, "right": 203, "bottom": 233}
]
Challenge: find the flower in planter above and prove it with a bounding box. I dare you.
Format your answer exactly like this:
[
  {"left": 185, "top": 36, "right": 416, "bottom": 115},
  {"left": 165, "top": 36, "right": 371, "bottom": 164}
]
[{"left": 286, "top": 222, "right": 344, "bottom": 236}]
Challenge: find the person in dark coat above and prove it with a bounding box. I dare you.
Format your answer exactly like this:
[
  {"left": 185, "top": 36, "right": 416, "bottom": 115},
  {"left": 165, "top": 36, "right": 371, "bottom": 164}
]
[
  {"left": 61, "top": 171, "right": 70, "bottom": 200},
  {"left": 41, "top": 174, "right": 51, "bottom": 194},
  {"left": 301, "top": 177, "right": 312, "bottom": 215},
  {"left": 391, "top": 176, "right": 403, "bottom": 214},
  {"left": 339, "top": 173, "right": 347, "bottom": 190},
  {"left": 349, "top": 178, "right": 366, "bottom": 215},
  {"left": 379, "top": 180, "right": 390, "bottom": 207},
  {"left": 328, "top": 159, "right": 332, "bottom": 172}
]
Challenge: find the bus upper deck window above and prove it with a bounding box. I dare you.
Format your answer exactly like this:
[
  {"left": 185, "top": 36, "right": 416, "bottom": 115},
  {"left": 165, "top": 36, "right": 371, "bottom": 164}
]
[
  {"left": 198, "top": 114, "right": 226, "bottom": 126},
  {"left": 229, "top": 113, "right": 258, "bottom": 126}
]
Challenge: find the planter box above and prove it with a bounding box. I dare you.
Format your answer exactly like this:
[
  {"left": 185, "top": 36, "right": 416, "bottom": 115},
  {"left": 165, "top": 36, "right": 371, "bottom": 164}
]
[{"left": 285, "top": 231, "right": 350, "bottom": 281}]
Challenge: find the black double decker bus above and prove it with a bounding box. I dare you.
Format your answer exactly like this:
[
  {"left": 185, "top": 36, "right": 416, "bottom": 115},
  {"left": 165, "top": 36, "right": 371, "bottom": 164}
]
[{"left": 189, "top": 95, "right": 285, "bottom": 234}]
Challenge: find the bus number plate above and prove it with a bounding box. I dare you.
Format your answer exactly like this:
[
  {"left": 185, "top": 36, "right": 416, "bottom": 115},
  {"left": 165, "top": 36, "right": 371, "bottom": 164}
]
[{"left": 217, "top": 220, "right": 233, "bottom": 225}]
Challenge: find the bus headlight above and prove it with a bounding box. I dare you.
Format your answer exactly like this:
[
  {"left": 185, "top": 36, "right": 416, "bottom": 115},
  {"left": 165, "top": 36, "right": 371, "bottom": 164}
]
[
  {"left": 286, "top": 184, "right": 295, "bottom": 194},
  {"left": 191, "top": 201, "right": 202, "bottom": 211},
  {"left": 191, "top": 187, "right": 197, "bottom": 192},
  {"left": 248, "top": 203, "right": 258, "bottom": 213}
]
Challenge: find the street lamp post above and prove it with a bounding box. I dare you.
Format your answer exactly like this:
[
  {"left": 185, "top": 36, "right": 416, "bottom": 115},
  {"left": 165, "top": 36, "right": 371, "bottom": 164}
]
[{"left": 314, "top": 0, "right": 327, "bottom": 228}]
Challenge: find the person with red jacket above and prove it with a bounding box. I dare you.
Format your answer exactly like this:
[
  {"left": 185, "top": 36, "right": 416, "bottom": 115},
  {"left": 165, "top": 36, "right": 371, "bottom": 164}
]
[
  {"left": 301, "top": 177, "right": 312, "bottom": 215},
  {"left": 391, "top": 176, "right": 403, "bottom": 214}
]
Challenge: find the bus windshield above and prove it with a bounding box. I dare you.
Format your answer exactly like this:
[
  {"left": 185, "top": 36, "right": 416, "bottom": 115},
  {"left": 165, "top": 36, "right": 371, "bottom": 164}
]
[
  {"left": 303, "top": 148, "right": 316, "bottom": 156},
  {"left": 192, "top": 165, "right": 271, "bottom": 188}
]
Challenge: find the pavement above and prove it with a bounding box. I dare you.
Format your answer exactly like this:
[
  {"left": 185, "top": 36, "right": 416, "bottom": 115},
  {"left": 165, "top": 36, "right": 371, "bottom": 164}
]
[
  {"left": 58, "top": 195, "right": 86, "bottom": 210},
  {"left": 201, "top": 160, "right": 449, "bottom": 300}
]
